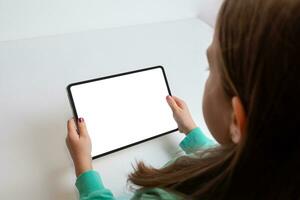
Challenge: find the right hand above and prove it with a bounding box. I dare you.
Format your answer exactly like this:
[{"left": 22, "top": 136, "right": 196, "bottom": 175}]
[{"left": 166, "top": 95, "right": 197, "bottom": 135}]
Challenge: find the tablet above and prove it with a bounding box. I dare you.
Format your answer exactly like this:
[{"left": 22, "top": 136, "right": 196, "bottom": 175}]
[{"left": 67, "top": 66, "right": 178, "bottom": 159}]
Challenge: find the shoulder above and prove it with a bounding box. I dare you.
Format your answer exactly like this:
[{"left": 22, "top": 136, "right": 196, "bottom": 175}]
[{"left": 131, "top": 187, "right": 183, "bottom": 200}]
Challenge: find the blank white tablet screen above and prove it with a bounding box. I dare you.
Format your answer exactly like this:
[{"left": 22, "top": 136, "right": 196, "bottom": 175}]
[{"left": 69, "top": 67, "right": 177, "bottom": 157}]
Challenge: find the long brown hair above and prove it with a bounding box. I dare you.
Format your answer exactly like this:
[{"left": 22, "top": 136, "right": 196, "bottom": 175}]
[{"left": 128, "top": 0, "right": 300, "bottom": 199}]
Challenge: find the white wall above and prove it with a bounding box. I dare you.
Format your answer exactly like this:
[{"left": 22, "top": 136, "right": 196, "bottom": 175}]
[
  {"left": 0, "top": 0, "right": 222, "bottom": 42},
  {"left": 0, "top": 19, "right": 213, "bottom": 200},
  {"left": 0, "top": 1, "right": 222, "bottom": 199}
]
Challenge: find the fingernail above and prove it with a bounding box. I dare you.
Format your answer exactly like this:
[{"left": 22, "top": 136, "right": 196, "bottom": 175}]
[{"left": 78, "top": 117, "right": 84, "bottom": 123}]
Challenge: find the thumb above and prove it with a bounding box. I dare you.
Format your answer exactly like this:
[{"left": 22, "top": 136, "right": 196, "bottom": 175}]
[
  {"left": 77, "top": 117, "right": 89, "bottom": 137},
  {"left": 166, "top": 95, "right": 180, "bottom": 112},
  {"left": 171, "top": 96, "right": 186, "bottom": 109}
]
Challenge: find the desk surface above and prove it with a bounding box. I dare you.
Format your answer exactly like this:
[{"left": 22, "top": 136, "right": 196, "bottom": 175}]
[{"left": 0, "top": 18, "right": 213, "bottom": 199}]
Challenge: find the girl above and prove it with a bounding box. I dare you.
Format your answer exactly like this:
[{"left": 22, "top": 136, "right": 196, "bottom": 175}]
[{"left": 66, "top": 0, "right": 300, "bottom": 199}]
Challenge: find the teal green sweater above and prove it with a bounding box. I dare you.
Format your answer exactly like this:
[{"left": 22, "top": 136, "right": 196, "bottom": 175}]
[{"left": 75, "top": 127, "right": 215, "bottom": 200}]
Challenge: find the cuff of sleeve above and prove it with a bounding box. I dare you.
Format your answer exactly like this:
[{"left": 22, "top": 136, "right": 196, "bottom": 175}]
[
  {"left": 75, "top": 170, "right": 105, "bottom": 196},
  {"left": 179, "top": 127, "right": 213, "bottom": 153}
]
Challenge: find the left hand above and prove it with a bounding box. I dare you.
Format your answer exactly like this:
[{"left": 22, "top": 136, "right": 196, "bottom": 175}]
[{"left": 66, "top": 117, "right": 93, "bottom": 177}]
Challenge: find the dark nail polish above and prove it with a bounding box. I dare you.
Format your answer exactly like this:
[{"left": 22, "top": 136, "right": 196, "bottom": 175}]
[{"left": 78, "top": 117, "right": 84, "bottom": 123}]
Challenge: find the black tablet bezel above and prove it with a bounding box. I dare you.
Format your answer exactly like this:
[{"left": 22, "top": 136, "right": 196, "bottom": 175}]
[{"left": 66, "top": 66, "right": 178, "bottom": 159}]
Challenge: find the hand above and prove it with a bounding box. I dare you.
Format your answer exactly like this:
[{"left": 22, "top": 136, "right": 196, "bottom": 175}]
[
  {"left": 66, "top": 117, "right": 93, "bottom": 177},
  {"left": 166, "top": 95, "right": 197, "bottom": 135}
]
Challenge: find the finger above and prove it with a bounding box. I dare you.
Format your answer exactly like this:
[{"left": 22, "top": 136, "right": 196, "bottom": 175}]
[
  {"left": 166, "top": 95, "right": 180, "bottom": 112},
  {"left": 65, "top": 137, "right": 71, "bottom": 150},
  {"left": 171, "top": 96, "right": 186, "bottom": 108},
  {"left": 77, "top": 117, "right": 88, "bottom": 137},
  {"left": 67, "top": 118, "right": 79, "bottom": 140},
  {"left": 65, "top": 137, "right": 74, "bottom": 155}
]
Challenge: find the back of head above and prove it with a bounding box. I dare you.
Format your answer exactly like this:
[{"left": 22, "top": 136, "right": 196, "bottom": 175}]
[{"left": 217, "top": 0, "right": 300, "bottom": 198}]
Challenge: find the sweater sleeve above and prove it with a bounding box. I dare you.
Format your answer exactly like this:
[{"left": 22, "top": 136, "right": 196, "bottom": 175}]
[
  {"left": 75, "top": 170, "right": 116, "bottom": 200},
  {"left": 179, "top": 127, "right": 215, "bottom": 154},
  {"left": 75, "top": 171, "right": 181, "bottom": 200}
]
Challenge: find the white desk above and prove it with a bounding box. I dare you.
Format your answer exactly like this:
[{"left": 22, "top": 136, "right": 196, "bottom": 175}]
[{"left": 0, "top": 18, "right": 213, "bottom": 199}]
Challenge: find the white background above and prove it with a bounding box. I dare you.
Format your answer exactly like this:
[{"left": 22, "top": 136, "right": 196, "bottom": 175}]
[
  {"left": 0, "top": 1, "right": 221, "bottom": 199},
  {"left": 0, "top": 0, "right": 222, "bottom": 42}
]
